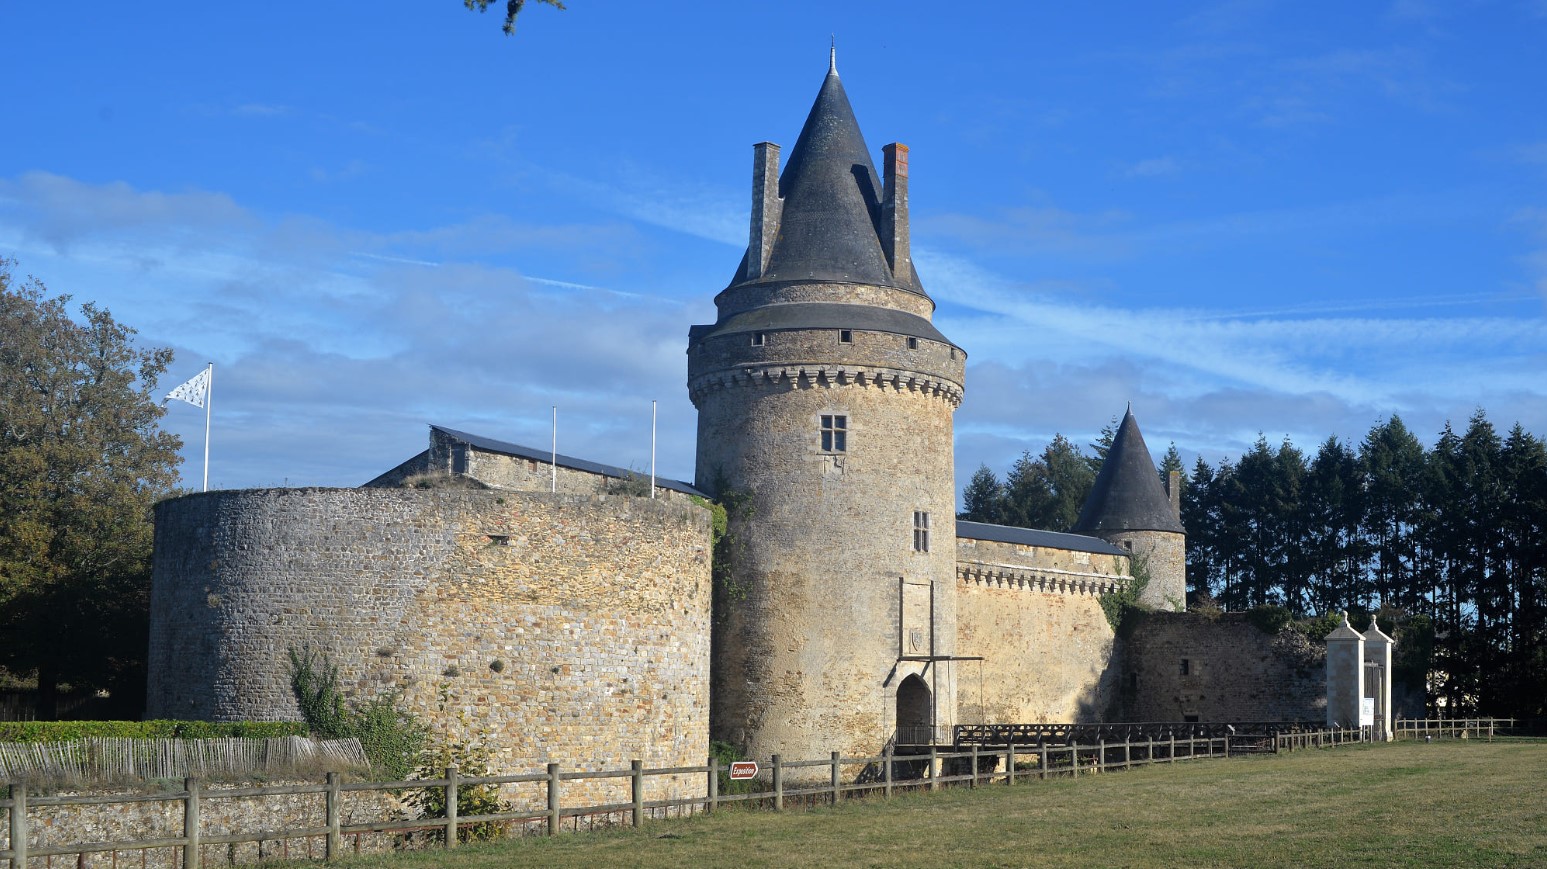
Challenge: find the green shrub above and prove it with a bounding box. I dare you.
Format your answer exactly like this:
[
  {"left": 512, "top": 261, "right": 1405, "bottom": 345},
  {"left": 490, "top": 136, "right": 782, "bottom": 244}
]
[
  {"left": 1246, "top": 605, "right": 1295, "bottom": 636},
  {"left": 406, "top": 741, "right": 509, "bottom": 843},
  {"left": 1099, "top": 554, "right": 1152, "bottom": 633},
  {"left": 0, "top": 720, "right": 305, "bottom": 742},
  {"left": 286, "top": 645, "right": 425, "bottom": 778},
  {"left": 710, "top": 739, "right": 758, "bottom": 796}
]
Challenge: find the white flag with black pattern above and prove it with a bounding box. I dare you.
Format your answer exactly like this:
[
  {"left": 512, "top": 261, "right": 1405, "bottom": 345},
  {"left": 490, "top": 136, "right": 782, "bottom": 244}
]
[{"left": 165, "top": 367, "right": 211, "bottom": 408}]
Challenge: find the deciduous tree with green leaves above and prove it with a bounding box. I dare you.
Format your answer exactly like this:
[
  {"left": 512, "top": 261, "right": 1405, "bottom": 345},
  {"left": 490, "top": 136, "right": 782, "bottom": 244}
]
[
  {"left": 0, "top": 260, "right": 182, "bottom": 718},
  {"left": 462, "top": 0, "right": 565, "bottom": 35}
]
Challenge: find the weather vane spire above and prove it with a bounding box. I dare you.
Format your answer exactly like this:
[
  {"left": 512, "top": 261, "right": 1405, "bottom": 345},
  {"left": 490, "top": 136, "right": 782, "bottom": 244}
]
[{"left": 829, "top": 36, "right": 837, "bottom": 74}]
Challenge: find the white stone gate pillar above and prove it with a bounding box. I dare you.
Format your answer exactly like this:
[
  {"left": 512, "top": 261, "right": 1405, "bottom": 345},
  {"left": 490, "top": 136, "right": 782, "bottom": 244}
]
[
  {"left": 1363, "top": 622, "right": 1395, "bottom": 741},
  {"left": 1325, "top": 613, "right": 1365, "bottom": 731}
]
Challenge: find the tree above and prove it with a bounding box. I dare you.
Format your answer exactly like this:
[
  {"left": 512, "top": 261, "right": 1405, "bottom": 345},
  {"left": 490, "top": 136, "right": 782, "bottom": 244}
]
[
  {"left": 0, "top": 260, "right": 182, "bottom": 718},
  {"left": 959, "top": 464, "right": 1005, "bottom": 524},
  {"left": 1002, "top": 435, "right": 1095, "bottom": 533},
  {"left": 462, "top": 0, "right": 565, "bottom": 35}
]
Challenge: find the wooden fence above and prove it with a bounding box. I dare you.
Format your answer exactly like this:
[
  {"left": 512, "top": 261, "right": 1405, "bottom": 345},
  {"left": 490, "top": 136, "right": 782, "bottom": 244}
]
[
  {"left": 1394, "top": 718, "right": 1516, "bottom": 741},
  {"left": 0, "top": 737, "right": 367, "bottom": 786},
  {"left": 1, "top": 730, "right": 1371, "bottom": 868}
]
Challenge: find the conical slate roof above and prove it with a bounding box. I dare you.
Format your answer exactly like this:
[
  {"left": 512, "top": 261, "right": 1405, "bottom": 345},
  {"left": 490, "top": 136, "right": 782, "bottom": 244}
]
[
  {"left": 1074, "top": 408, "right": 1185, "bottom": 534},
  {"left": 728, "top": 65, "right": 925, "bottom": 296}
]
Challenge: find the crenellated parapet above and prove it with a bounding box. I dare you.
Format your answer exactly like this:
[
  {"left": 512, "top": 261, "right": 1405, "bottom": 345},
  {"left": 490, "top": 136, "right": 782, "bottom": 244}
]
[
  {"left": 957, "top": 560, "right": 1129, "bottom": 597},
  {"left": 688, "top": 362, "right": 963, "bottom": 406}
]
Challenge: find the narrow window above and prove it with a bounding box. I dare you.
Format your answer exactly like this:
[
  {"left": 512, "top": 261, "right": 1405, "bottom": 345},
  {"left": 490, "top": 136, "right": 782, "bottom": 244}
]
[
  {"left": 839, "top": 329, "right": 853, "bottom": 344},
  {"left": 820, "top": 414, "right": 847, "bottom": 452},
  {"left": 751, "top": 332, "right": 766, "bottom": 346},
  {"left": 1183, "top": 714, "right": 1200, "bottom": 723},
  {"left": 913, "top": 511, "right": 931, "bottom": 553},
  {"left": 907, "top": 336, "right": 918, "bottom": 350},
  {"left": 1180, "top": 658, "right": 1191, "bottom": 676}
]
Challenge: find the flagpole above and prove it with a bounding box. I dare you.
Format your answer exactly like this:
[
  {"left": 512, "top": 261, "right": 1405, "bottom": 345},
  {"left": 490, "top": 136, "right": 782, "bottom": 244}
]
[
  {"left": 202, "top": 363, "right": 213, "bottom": 493},
  {"left": 650, "top": 400, "right": 657, "bottom": 499},
  {"left": 551, "top": 405, "right": 557, "bottom": 494}
]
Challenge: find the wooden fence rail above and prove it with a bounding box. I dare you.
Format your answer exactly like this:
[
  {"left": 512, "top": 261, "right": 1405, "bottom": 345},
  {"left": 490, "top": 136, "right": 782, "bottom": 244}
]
[
  {"left": 0, "top": 730, "right": 1370, "bottom": 868},
  {"left": 1394, "top": 718, "right": 1515, "bottom": 741}
]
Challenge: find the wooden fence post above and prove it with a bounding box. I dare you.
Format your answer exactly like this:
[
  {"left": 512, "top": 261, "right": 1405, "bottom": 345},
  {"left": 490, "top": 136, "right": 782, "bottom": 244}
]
[
  {"left": 444, "top": 765, "right": 459, "bottom": 849},
  {"left": 883, "top": 749, "right": 893, "bottom": 798},
  {"left": 1040, "top": 743, "right": 1048, "bottom": 781},
  {"left": 325, "top": 772, "right": 342, "bottom": 860},
  {"left": 830, "top": 752, "right": 841, "bottom": 805},
  {"left": 1006, "top": 744, "right": 1016, "bottom": 786},
  {"left": 970, "top": 745, "right": 980, "bottom": 787},
  {"left": 1124, "top": 739, "right": 1131, "bottom": 770},
  {"left": 772, "top": 755, "right": 784, "bottom": 811},
  {"left": 546, "top": 762, "right": 561, "bottom": 836},
  {"left": 9, "top": 784, "right": 26, "bottom": 869},
  {"left": 632, "top": 760, "right": 645, "bottom": 827},
  {"left": 1071, "top": 745, "right": 1078, "bottom": 778},
  {"left": 707, "top": 755, "right": 719, "bottom": 813},
  {"left": 1169, "top": 735, "right": 1176, "bottom": 764},
  {"left": 928, "top": 746, "right": 938, "bottom": 792},
  {"left": 184, "top": 777, "right": 201, "bottom": 869},
  {"left": 1098, "top": 740, "right": 1105, "bottom": 773}
]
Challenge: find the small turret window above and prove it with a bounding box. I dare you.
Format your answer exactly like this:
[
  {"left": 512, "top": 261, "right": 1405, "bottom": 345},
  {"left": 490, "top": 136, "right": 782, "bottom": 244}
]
[
  {"left": 839, "top": 329, "right": 853, "bottom": 343},
  {"left": 913, "top": 511, "right": 930, "bottom": 552},
  {"left": 907, "top": 337, "right": 918, "bottom": 350},
  {"left": 820, "top": 414, "right": 847, "bottom": 452},
  {"left": 751, "top": 332, "right": 766, "bottom": 346}
]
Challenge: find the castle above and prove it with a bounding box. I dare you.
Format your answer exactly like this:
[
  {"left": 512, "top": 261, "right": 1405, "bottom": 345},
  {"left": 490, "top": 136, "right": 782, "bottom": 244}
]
[{"left": 145, "top": 59, "right": 1327, "bottom": 795}]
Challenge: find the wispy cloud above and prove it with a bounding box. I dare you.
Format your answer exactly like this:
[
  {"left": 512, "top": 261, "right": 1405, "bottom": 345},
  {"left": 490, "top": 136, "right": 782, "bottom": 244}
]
[
  {"left": 1119, "top": 157, "right": 1182, "bottom": 179},
  {"left": 537, "top": 164, "right": 743, "bottom": 246},
  {"left": 231, "top": 103, "right": 291, "bottom": 118}
]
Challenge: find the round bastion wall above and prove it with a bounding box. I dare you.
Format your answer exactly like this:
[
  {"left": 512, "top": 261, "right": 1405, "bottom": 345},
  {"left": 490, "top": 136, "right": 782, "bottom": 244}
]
[{"left": 147, "top": 487, "right": 712, "bottom": 802}]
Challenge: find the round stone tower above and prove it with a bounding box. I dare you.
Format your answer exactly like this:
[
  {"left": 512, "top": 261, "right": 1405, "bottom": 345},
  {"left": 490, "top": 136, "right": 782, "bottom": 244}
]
[
  {"left": 1073, "top": 407, "right": 1187, "bottom": 611},
  {"left": 687, "top": 56, "right": 966, "bottom": 762}
]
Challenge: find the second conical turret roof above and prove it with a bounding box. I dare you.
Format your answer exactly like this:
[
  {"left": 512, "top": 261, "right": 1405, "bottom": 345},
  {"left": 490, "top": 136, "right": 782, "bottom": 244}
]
[{"left": 1074, "top": 408, "right": 1185, "bottom": 534}]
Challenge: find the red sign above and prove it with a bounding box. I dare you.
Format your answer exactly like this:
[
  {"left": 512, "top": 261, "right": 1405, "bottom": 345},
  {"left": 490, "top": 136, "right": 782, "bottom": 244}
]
[{"left": 728, "top": 761, "right": 759, "bottom": 780}]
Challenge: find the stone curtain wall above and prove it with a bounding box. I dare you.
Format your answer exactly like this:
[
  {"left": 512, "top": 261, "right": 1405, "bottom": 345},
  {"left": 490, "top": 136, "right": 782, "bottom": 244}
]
[
  {"left": 1118, "top": 612, "right": 1326, "bottom": 722},
  {"left": 955, "top": 537, "right": 1127, "bottom": 724},
  {"left": 146, "top": 488, "right": 712, "bottom": 807},
  {"left": 13, "top": 785, "right": 396, "bottom": 868}
]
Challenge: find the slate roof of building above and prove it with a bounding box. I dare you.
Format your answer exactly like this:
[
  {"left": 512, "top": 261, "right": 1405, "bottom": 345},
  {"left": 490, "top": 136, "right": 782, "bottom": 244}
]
[
  {"left": 432, "top": 425, "right": 706, "bottom": 497},
  {"left": 725, "top": 64, "right": 925, "bottom": 296},
  {"left": 956, "top": 520, "right": 1128, "bottom": 557},
  {"left": 1073, "top": 408, "right": 1185, "bottom": 534},
  {"left": 687, "top": 302, "right": 957, "bottom": 348}
]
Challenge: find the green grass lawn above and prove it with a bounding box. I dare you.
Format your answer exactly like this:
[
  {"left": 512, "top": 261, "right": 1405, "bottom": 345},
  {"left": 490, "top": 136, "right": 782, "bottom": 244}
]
[{"left": 314, "top": 740, "right": 1547, "bottom": 868}]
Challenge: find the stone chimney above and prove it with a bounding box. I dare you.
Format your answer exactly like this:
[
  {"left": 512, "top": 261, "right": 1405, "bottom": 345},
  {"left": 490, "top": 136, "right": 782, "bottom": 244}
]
[
  {"left": 747, "top": 142, "right": 782, "bottom": 280},
  {"left": 881, "top": 142, "right": 910, "bottom": 277}
]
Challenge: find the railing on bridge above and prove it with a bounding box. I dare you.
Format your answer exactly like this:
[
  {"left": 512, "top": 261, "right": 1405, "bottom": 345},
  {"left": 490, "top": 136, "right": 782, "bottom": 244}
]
[{"left": 952, "top": 721, "right": 1321, "bottom": 750}]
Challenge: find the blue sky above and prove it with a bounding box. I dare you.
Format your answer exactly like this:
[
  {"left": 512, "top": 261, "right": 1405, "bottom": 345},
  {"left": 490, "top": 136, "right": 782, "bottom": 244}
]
[{"left": 4, "top": 1, "right": 1545, "bottom": 499}]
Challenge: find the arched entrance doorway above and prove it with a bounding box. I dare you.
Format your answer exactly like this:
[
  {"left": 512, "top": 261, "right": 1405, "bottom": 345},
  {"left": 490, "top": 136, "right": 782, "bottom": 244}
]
[{"left": 896, "top": 674, "right": 933, "bottom": 745}]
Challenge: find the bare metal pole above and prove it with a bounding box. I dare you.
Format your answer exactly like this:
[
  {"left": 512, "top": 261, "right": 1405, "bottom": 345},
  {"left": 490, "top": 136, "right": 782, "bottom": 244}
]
[
  {"left": 650, "top": 400, "right": 657, "bottom": 499},
  {"left": 550, "top": 406, "right": 557, "bottom": 493},
  {"left": 202, "top": 363, "right": 213, "bottom": 492}
]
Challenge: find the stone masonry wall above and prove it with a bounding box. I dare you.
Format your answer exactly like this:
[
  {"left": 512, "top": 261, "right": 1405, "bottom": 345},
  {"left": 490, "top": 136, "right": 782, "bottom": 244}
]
[
  {"left": 9, "top": 783, "right": 396, "bottom": 868},
  {"left": 1102, "top": 529, "right": 1186, "bottom": 612},
  {"left": 147, "top": 488, "right": 712, "bottom": 808},
  {"left": 1118, "top": 611, "right": 1326, "bottom": 722},
  {"left": 955, "top": 537, "right": 1127, "bottom": 724}
]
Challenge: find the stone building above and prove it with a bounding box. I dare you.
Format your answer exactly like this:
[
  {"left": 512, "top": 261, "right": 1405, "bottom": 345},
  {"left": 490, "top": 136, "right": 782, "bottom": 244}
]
[{"left": 146, "top": 57, "right": 1329, "bottom": 781}]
